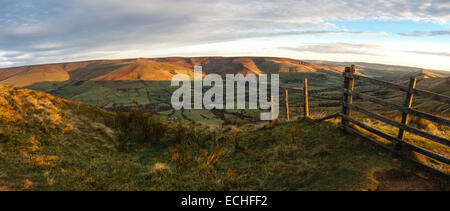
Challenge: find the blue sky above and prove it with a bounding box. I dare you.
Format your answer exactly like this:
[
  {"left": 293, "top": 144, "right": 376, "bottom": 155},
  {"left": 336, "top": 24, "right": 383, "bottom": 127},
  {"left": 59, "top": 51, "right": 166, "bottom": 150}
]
[{"left": 1, "top": 0, "right": 450, "bottom": 71}]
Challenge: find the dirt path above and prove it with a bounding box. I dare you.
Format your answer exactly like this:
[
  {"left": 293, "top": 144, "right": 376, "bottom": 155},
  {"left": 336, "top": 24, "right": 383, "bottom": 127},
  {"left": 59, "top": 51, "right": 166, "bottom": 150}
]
[{"left": 375, "top": 168, "right": 449, "bottom": 191}]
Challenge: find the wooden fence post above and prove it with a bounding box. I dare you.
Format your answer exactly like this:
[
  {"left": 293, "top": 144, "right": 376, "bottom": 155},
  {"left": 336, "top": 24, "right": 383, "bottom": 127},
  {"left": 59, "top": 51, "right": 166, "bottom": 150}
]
[
  {"left": 271, "top": 96, "right": 274, "bottom": 121},
  {"left": 342, "top": 65, "right": 355, "bottom": 126},
  {"left": 304, "top": 78, "right": 309, "bottom": 117},
  {"left": 397, "top": 77, "right": 417, "bottom": 140},
  {"left": 285, "top": 89, "right": 290, "bottom": 120}
]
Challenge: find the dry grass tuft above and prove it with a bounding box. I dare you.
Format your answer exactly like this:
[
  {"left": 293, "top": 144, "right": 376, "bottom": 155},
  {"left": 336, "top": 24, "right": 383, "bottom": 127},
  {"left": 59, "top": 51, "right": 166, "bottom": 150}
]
[
  {"left": 153, "top": 162, "right": 170, "bottom": 172},
  {"left": 23, "top": 179, "right": 33, "bottom": 189}
]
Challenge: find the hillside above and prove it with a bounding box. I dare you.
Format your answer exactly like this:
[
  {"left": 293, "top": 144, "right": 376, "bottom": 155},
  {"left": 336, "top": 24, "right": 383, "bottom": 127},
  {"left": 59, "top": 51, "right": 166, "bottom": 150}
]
[
  {"left": 404, "top": 76, "right": 450, "bottom": 113},
  {"left": 406, "top": 69, "right": 447, "bottom": 80},
  {"left": 1, "top": 57, "right": 447, "bottom": 130},
  {"left": 403, "top": 70, "right": 449, "bottom": 97},
  {"left": 1, "top": 57, "right": 448, "bottom": 132},
  {"left": 0, "top": 57, "right": 345, "bottom": 87},
  {"left": 307, "top": 60, "right": 450, "bottom": 74},
  {"left": 0, "top": 86, "right": 447, "bottom": 190},
  {"left": 0, "top": 86, "right": 118, "bottom": 190},
  {"left": 0, "top": 61, "right": 98, "bottom": 87},
  {"left": 0, "top": 56, "right": 347, "bottom": 112},
  {"left": 308, "top": 60, "right": 450, "bottom": 81},
  {"left": 415, "top": 77, "right": 450, "bottom": 95}
]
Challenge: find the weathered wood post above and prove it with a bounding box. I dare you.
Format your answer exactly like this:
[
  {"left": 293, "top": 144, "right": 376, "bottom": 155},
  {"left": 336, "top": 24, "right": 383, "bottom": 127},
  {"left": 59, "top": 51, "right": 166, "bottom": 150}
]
[
  {"left": 285, "top": 89, "right": 290, "bottom": 120},
  {"left": 398, "top": 77, "right": 417, "bottom": 140},
  {"left": 303, "top": 78, "right": 309, "bottom": 117},
  {"left": 271, "top": 96, "right": 274, "bottom": 121},
  {"left": 342, "top": 65, "right": 355, "bottom": 126}
]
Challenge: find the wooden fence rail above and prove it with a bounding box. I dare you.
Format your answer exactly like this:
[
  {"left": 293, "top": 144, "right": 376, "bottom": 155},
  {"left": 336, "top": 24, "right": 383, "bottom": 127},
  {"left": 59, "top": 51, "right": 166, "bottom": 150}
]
[
  {"left": 342, "top": 73, "right": 450, "bottom": 104},
  {"left": 344, "top": 103, "right": 450, "bottom": 147},
  {"left": 343, "top": 89, "right": 450, "bottom": 125},
  {"left": 339, "top": 65, "right": 450, "bottom": 174}
]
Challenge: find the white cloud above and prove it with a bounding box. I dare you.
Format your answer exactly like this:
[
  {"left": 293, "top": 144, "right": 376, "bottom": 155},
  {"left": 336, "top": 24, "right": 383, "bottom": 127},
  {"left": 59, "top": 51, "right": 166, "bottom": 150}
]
[
  {"left": 0, "top": 61, "right": 14, "bottom": 66},
  {"left": 283, "top": 42, "right": 382, "bottom": 56},
  {"left": 407, "top": 51, "right": 450, "bottom": 57},
  {"left": 0, "top": 0, "right": 449, "bottom": 68},
  {"left": 30, "top": 42, "right": 64, "bottom": 51},
  {"left": 398, "top": 30, "right": 450, "bottom": 36}
]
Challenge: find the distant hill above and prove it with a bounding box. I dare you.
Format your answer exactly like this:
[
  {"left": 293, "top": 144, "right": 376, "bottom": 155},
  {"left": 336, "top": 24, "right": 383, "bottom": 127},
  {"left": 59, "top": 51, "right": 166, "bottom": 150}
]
[
  {"left": 307, "top": 60, "right": 450, "bottom": 81},
  {"left": 306, "top": 60, "right": 450, "bottom": 73},
  {"left": 408, "top": 69, "right": 447, "bottom": 79},
  {"left": 2, "top": 57, "right": 448, "bottom": 113},
  {"left": 413, "top": 75, "right": 450, "bottom": 96},
  {"left": 398, "top": 70, "right": 448, "bottom": 93},
  {"left": 0, "top": 57, "right": 345, "bottom": 87}
]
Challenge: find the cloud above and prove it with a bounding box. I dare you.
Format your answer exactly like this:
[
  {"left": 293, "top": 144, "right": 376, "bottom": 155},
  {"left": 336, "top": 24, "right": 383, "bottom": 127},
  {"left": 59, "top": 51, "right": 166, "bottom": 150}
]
[
  {"left": 283, "top": 42, "right": 382, "bottom": 56},
  {"left": 0, "top": 51, "right": 22, "bottom": 58},
  {"left": 397, "top": 31, "right": 426, "bottom": 37},
  {"left": 398, "top": 30, "right": 450, "bottom": 37},
  {"left": 30, "top": 43, "right": 65, "bottom": 51},
  {"left": 244, "top": 30, "right": 387, "bottom": 39},
  {"left": 430, "top": 30, "right": 450, "bottom": 36},
  {"left": 0, "top": 0, "right": 449, "bottom": 67},
  {"left": 0, "top": 61, "right": 14, "bottom": 66},
  {"left": 407, "top": 51, "right": 450, "bottom": 57}
]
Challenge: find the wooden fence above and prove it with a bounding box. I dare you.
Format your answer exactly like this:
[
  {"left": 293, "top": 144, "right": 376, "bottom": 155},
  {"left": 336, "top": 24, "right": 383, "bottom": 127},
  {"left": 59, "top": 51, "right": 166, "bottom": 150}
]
[
  {"left": 282, "top": 79, "right": 343, "bottom": 120},
  {"left": 337, "top": 65, "right": 450, "bottom": 175}
]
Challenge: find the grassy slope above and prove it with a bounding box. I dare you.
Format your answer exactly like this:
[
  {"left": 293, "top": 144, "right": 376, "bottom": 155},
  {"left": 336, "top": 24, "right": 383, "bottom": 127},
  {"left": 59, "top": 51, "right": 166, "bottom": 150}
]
[
  {"left": 0, "top": 86, "right": 447, "bottom": 190},
  {"left": 0, "top": 86, "right": 117, "bottom": 190}
]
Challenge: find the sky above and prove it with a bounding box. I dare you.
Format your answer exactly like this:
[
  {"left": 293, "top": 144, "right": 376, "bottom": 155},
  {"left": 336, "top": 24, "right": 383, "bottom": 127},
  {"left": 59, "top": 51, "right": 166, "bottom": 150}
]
[{"left": 1, "top": 0, "right": 450, "bottom": 71}]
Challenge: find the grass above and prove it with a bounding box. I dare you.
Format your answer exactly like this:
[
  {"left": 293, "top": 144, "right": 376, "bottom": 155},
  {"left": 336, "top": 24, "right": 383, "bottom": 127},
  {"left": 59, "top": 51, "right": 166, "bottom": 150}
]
[
  {"left": 0, "top": 85, "right": 448, "bottom": 190},
  {"left": 27, "top": 80, "right": 176, "bottom": 109}
]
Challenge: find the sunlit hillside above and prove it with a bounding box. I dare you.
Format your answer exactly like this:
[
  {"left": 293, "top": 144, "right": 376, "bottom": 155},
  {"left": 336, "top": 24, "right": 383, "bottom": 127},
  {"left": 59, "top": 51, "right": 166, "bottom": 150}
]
[{"left": 0, "top": 57, "right": 346, "bottom": 87}]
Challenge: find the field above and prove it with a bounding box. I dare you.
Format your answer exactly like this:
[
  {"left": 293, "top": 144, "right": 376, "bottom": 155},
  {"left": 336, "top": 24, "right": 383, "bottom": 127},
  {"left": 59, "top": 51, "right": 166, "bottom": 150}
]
[{"left": 26, "top": 72, "right": 346, "bottom": 125}]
